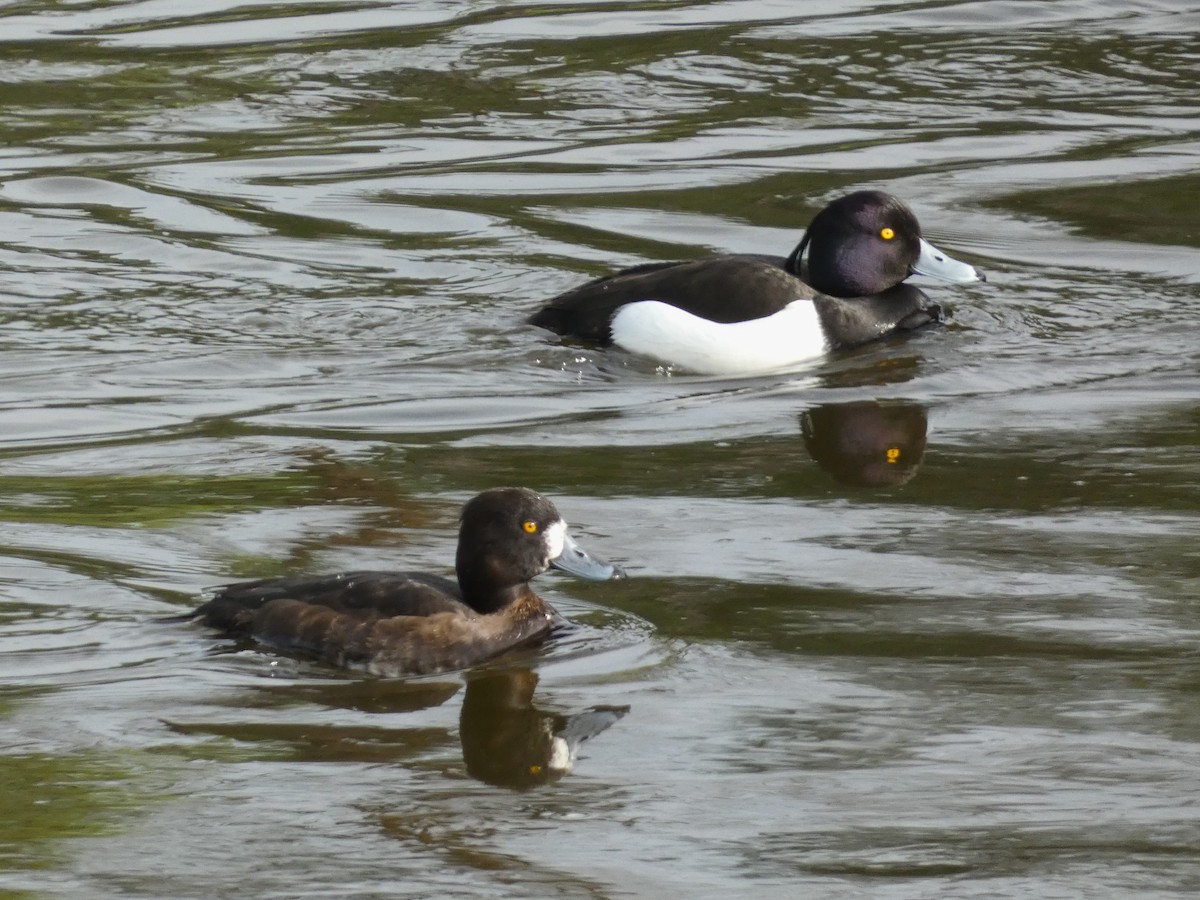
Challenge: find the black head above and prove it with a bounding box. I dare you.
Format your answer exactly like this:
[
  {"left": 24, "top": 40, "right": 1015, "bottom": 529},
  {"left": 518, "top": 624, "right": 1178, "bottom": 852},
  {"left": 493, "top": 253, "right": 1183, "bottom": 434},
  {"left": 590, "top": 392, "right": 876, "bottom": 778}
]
[
  {"left": 455, "top": 489, "right": 565, "bottom": 607},
  {"left": 786, "top": 190, "right": 923, "bottom": 297},
  {"left": 455, "top": 488, "right": 621, "bottom": 613}
]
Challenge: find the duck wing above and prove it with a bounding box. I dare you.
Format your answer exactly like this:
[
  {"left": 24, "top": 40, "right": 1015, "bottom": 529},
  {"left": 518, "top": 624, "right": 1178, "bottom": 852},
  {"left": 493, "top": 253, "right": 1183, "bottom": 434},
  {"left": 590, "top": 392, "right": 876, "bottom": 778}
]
[
  {"left": 530, "top": 255, "right": 806, "bottom": 343},
  {"left": 191, "top": 570, "right": 467, "bottom": 632}
]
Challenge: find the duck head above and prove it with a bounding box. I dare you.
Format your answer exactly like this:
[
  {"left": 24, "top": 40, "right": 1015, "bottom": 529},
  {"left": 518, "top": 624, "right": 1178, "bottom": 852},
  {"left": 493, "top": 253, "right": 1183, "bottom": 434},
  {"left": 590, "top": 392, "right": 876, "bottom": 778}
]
[{"left": 787, "top": 190, "right": 984, "bottom": 297}]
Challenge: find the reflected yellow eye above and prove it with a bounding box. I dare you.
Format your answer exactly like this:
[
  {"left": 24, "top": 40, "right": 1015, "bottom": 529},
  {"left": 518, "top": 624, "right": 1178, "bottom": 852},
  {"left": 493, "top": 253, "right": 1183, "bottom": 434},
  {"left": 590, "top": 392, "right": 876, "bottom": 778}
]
[
  {"left": 886, "top": 447, "right": 901, "bottom": 463},
  {"left": 522, "top": 520, "right": 539, "bottom": 534},
  {"left": 880, "top": 227, "right": 896, "bottom": 240}
]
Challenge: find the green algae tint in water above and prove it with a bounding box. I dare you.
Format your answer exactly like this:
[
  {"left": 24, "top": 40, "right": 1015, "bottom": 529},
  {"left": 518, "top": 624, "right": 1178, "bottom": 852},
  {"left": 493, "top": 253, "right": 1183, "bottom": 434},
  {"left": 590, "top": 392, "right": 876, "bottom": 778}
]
[{"left": 0, "top": 1, "right": 1199, "bottom": 898}]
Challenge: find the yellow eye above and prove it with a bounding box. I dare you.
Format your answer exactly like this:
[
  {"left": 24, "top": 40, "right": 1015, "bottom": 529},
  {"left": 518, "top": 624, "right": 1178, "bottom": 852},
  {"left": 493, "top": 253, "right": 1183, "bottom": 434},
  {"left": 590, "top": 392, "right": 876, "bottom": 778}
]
[
  {"left": 886, "top": 447, "right": 901, "bottom": 463},
  {"left": 522, "top": 520, "right": 539, "bottom": 534},
  {"left": 880, "top": 227, "right": 895, "bottom": 241}
]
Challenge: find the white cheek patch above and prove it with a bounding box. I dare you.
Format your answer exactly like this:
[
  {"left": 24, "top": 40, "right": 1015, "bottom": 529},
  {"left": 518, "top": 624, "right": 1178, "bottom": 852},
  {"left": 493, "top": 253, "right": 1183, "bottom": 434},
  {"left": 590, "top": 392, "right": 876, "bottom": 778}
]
[
  {"left": 544, "top": 519, "right": 566, "bottom": 561},
  {"left": 610, "top": 299, "right": 827, "bottom": 376}
]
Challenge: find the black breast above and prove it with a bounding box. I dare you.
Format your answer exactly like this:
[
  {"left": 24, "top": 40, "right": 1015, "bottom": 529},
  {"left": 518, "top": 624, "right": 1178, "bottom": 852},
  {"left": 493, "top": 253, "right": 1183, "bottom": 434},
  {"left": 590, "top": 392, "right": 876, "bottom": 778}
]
[{"left": 812, "top": 285, "right": 944, "bottom": 349}]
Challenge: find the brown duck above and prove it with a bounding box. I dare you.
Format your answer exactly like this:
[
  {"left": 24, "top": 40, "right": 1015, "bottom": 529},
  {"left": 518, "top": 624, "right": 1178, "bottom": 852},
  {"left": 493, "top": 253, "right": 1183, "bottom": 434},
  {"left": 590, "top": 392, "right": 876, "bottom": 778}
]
[{"left": 176, "top": 488, "right": 624, "bottom": 676}]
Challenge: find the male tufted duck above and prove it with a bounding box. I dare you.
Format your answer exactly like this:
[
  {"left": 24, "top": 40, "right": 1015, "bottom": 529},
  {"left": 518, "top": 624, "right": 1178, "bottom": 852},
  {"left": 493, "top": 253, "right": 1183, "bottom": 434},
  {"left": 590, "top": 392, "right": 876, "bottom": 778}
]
[
  {"left": 530, "top": 190, "right": 984, "bottom": 375},
  {"left": 177, "top": 488, "right": 624, "bottom": 676}
]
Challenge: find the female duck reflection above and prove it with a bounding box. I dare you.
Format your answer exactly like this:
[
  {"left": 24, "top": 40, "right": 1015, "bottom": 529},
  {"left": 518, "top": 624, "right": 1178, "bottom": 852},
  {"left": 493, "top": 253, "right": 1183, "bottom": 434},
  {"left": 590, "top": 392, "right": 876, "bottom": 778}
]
[
  {"left": 169, "top": 667, "right": 628, "bottom": 788},
  {"left": 800, "top": 400, "right": 929, "bottom": 487},
  {"left": 461, "top": 666, "right": 628, "bottom": 788}
]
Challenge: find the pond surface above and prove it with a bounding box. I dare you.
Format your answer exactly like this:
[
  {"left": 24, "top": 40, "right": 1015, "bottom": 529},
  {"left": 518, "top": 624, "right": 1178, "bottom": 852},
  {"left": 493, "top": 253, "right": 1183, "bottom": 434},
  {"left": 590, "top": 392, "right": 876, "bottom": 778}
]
[{"left": 1, "top": 1, "right": 1198, "bottom": 897}]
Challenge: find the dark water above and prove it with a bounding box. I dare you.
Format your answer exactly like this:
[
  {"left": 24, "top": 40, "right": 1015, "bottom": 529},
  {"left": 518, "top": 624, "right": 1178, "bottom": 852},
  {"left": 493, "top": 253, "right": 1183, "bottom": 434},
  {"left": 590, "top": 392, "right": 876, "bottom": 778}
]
[{"left": 1, "top": 1, "right": 1198, "bottom": 897}]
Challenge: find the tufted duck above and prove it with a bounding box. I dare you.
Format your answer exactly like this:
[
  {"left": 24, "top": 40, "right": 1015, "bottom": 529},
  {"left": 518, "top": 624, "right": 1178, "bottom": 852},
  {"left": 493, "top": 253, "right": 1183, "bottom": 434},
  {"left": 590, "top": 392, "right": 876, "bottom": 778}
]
[
  {"left": 177, "top": 488, "right": 624, "bottom": 676},
  {"left": 530, "top": 190, "right": 983, "bottom": 375}
]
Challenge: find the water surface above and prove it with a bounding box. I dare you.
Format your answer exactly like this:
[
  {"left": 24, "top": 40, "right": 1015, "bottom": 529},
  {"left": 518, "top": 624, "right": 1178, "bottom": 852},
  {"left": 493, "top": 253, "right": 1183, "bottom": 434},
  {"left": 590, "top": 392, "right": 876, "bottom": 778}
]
[{"left": 1, "top": 1, "right": 1198, "bottom": 897}]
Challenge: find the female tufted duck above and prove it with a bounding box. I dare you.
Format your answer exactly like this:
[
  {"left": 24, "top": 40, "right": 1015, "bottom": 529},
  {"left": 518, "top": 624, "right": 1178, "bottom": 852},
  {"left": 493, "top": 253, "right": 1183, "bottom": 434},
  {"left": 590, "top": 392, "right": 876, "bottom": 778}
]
[
  {"left": 178, "top": 488, "right": 624, "bottom": 676},
  {"left": 530, "top": 190, "right": 984, "bottom": 375}
]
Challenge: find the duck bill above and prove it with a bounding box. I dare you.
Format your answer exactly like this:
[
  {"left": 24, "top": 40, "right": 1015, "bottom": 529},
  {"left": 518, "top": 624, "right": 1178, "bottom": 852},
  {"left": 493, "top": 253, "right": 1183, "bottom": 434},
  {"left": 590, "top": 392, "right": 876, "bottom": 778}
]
[
  {"left": 912, "top": 238, "right": 984, "bottom": 283},
  {"left": 552, "top": 532, "right": 625, "bottom": 581}
]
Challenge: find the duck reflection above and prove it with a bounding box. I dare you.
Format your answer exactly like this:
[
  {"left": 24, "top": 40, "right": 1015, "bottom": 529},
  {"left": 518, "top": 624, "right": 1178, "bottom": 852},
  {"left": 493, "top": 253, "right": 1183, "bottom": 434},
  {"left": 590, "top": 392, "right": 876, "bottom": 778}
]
[
  {"left": 800, "top": 399, "right": 928, "bottom": 487},
  {"left": 168, "top": 665, "right": 627, "bottom": 787},
  {"left": 460, "top": 666, "right": 629, "bottom": 789},
  {"left": 267, "top": 676, "right": 462, "bottom": 715}
]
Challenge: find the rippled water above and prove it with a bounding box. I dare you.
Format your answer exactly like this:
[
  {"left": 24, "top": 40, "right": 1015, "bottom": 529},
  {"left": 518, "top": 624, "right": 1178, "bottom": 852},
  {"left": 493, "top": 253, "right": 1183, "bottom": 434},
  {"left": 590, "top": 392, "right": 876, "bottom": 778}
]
[{"left": 1, "top": 1, "right": 1198, "bottom": 897}]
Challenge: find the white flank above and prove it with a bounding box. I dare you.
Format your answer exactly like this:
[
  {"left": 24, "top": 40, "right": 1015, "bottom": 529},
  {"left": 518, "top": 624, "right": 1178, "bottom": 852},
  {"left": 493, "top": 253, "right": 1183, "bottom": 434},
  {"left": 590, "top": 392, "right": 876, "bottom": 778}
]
[{"left": 609, "top": 299, "right": 827, "bottom": 376}]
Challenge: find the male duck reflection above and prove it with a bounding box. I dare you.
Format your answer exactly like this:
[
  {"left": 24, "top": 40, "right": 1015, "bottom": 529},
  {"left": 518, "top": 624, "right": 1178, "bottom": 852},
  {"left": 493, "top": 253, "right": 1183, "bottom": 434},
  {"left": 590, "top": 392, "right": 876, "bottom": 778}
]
[
  {"left": 177, "top": 488, "right": 624, "bottom": 676},
  {"left": 531, "top": 190, "right": 984, "bottom": 375},
  {"left": 801, "top": 400, "right": 929, "bottom": 488}
]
